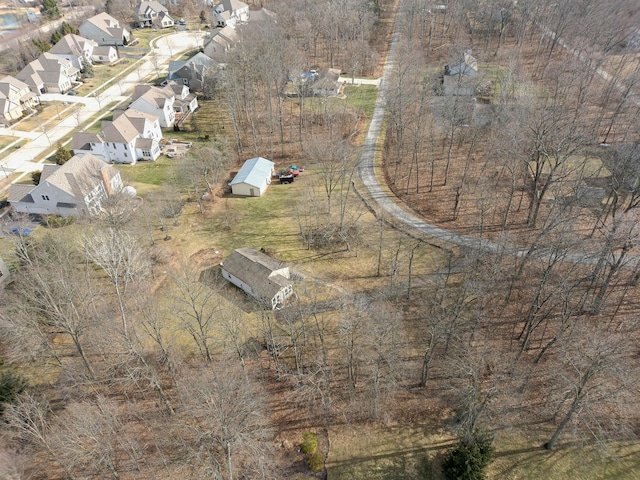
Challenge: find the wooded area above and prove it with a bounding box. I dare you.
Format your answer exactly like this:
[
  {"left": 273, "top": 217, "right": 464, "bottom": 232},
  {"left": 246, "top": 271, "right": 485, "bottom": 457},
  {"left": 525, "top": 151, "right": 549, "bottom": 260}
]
[{"left": 1, "top": 0, "right": 640, "bottom": 478}]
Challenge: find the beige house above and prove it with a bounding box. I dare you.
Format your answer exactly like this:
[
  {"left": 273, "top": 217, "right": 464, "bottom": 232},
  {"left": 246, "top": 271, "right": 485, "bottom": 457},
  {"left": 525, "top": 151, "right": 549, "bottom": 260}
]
[
  {"left": 220, "top": 247, "right": 293, "bottom": 308},
  {"left": 0, "top": 76, "right": 39, "bottom": 125},
  {"left": 229, "top": 157, "right": 275, "bottom": 197}
]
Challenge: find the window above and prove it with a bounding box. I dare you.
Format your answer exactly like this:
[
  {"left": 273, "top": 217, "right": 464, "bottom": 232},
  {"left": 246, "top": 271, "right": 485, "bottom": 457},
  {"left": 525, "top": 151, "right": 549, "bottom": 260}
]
[
  {"left": 41, "top": 195, "right": 50, "bottom": 201},
  {"left": 124, "top": 152, "right": 127, "bottom": 157},
  {"left": 112, "top": 143, "right": 116, "bottom": 148}
]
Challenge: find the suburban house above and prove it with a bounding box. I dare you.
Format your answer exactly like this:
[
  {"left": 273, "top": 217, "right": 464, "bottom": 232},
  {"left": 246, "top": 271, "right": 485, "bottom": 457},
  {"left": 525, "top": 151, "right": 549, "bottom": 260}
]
[
  {"left": 79, "top": 12, "right": 131, "bottom": 46},
  {"left": 312, "top": 68, "right": 343, "bottom": 97},
  {"left": 0, "top": 76, "right": 39, "bottom": 126},
  {"left": 166, "top": 52, "right": 215, "bottom": 92},
  {"left": 165, "top": 81, "right": 198, "bottom": 123},
  {"left": 92, "top": 45, "right": 118, "bottom": 64},
  {"left": 134, "top": 1, "right": 174, "bottom": 28},
  {"left": 443, "top": 51, "right": 478, "bottom": 96},
  {"left": 49, "top": 34, "right": 97, "bottom": 70},
  {"left": 229, "top": 157, "right": 275, "bottom": 197},
  {"left": 203, "top": 25, "right": 238, "bottom": 60},
  {"left": 220, "top": 247, "right": 294, "bottom": 308},
  {"left": 71, "top": 109, "right": 162, "bottom": 164},
  {"left": 16, "top": 53, "right": 79, "bottom": 94},
  {"left": 129, "top": 84, "right": 176, "bottom": 127},
  {"left": 8, "top": 153, "right": 123, "bottom": 217},
  {"left": 214, "top": 0, "right": 249, "bottom": 27}
]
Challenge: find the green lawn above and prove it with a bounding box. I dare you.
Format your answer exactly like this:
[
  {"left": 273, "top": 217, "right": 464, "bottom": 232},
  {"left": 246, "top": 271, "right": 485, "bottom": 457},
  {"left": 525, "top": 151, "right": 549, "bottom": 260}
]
[
  {"left": 343, "top": 85, "right": 378, "bottom": 117},
  {"left": 326, "top": 426, "right": 640, "bottom": 480}
]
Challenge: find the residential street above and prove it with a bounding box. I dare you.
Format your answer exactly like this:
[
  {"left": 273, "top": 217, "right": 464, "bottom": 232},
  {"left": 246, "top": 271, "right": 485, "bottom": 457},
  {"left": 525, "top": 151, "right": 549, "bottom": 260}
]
[{"left": 0, "top": 32, "right": 203, "bottom": 181}]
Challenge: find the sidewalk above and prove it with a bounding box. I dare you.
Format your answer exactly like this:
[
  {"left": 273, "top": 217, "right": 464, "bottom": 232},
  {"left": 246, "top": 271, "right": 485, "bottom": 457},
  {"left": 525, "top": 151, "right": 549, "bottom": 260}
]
[{"left": 0, "top": 31, "right": 202, "bottom": 190}]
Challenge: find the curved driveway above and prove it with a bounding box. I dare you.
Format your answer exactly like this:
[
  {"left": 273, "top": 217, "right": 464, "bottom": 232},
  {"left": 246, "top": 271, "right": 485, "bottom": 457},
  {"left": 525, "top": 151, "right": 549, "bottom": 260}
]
[
  {"left": 357, "top": 13, "right": 508, "bottom": 255},
  {"left": 356, "top": 11, "right": 636, "bottom": 268}
]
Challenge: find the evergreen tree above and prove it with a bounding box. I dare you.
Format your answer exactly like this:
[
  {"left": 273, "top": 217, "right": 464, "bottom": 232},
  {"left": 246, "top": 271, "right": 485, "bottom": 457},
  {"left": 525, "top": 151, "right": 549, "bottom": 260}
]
[
  {"left": 31, "top": 170, "right": 42, "bottom": 185},
  {"left": 32, "top": 38, "right": 51, "bottom": 53},
  {"left": 55, "top": 142, "right": 72, "bottom": 165},
  {"left": 442, "top": 432, "right": 494, "bottom": 480},
  {"left": 41, "top": 0, "right": 61, "bottom": 19},
  {"left": 51, "top": 29, "right": 63, "bottom": 45},
  {"left": 81, "top": 60, "right": 94, "bottom": 78}
]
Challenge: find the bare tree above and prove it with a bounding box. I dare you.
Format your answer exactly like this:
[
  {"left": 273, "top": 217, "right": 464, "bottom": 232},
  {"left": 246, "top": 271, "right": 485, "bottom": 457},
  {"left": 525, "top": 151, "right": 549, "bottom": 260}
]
[
  {"left": 170, "top": 260, "right": 222, "bottom": 363},
  {"left": 179, "top": 362, "right": 275, "bottom": 480},
  {"left": 543, "top": 325, "right": 637, "bottom": 450},
  {"left": 82, "top": 227, "right": 150, "bottom": 340}
]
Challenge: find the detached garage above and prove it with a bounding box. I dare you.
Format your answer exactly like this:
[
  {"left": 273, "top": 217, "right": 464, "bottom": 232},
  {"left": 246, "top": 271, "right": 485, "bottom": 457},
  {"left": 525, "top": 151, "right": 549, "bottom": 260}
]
[{"left": 229, "top": 157, "right": 275, "bottom": 197}]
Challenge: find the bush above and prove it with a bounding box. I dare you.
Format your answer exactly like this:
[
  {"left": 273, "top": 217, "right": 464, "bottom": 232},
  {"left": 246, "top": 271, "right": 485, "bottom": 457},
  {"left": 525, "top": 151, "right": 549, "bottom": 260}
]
[
  {"left": 442, "top": 434, "right": 494, "bottom": 480},
  {"left": 300, "top": 432, "right": 318, "bottom": 454},
  {"left": 0, "top": 371, "right": 27, "bottom": 414},
  {"left": 307, "top": 451, "right": 324, "bottom": 472},
  {"left": 42, "top": 215, "right": 75, "bottom": 228}
]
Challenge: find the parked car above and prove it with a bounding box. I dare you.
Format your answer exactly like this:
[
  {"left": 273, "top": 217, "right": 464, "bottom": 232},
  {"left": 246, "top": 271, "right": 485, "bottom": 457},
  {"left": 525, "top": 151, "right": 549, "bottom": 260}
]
[{"left": 10, "top": 227, "right": 31, "bottom": 236}]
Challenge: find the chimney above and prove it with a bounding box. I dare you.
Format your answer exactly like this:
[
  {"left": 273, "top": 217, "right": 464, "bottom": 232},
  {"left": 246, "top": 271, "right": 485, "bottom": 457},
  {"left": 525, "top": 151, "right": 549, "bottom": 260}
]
[{"left": 100, "top": 167, "right": 114, "bottom": 195}]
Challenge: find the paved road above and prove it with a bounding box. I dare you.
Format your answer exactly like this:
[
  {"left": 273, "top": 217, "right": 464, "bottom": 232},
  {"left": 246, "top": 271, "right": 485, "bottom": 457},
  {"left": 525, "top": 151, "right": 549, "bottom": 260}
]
[
  {"left": 355, "top": 6, "right": 639, "bottom": 269},
  {"left": 357, "top": 8, "right": 513, "bottom": 255},
  {"left": 0, "top": 32, "right": 203, "bottom": 179}
]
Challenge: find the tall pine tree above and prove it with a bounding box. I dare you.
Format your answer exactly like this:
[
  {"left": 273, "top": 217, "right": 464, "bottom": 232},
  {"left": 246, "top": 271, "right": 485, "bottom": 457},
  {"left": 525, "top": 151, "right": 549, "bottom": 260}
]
[{"left": 41, "top": 0, "right": 61, "bottom": 19}]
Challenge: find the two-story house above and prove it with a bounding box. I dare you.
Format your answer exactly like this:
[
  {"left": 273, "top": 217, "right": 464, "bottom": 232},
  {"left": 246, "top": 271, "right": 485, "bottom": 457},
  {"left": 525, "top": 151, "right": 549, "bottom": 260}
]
[
  {"left": 8, "top": 153, "right": 123, "bottom": 217},
  {"left": 129, "top": 84, "right": 176, "bottom": 127},
  {"left": 214, "top": 0, "right": 249, "bottom": 27},
  {"left": 0, "top": 76, "right": 39, "bottom": 126},
  {"left": 203, "top": 25, "right": 238, "bottom": 61},
  {"left": 16, "top": 53, "right": 79, "bottom": 94},
  {"left": 72, "top": 109, "right": 162, "bottom": 165},
  {"left": 135, "top": 1, "right": 174, "bottom": 28},
  {"left": 49, "top": 34, "right": 97, "bottom": 70},
  {"left": 166, "top": 52, "right": 214, "bottom": 92},
  {"left": 79, "top": 12, "right": 131, "bottom": 46},
  {"left": 165, "top": 81, "right": 199, "bottom": 122}
]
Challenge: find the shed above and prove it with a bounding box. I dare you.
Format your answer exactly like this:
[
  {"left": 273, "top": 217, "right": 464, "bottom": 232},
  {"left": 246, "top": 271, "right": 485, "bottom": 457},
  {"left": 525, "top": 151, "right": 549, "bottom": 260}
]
[
  {"left": 229, "top": 157, "right": 275, "bottom": 196},
  {"left": 220, "top": 247, "right": 293, "bottom": 308}
]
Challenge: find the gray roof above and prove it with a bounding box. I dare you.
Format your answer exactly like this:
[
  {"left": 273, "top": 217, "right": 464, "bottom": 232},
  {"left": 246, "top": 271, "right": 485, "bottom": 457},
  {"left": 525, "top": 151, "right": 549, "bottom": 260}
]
[
  {"left": 50, "top": 34, "right": 96, "bottom": 57},
  {"left": 222, "top": 247, "right": 290, "bottom": 300},
  {"left": 229, "top": 157, "right": 274, "bottom": 187},
  {"left": 136, "top": 0, "right": 168, "bottom": 15},
  {"left": 7, "top": 184, "right": 34, "bottom": 203}
]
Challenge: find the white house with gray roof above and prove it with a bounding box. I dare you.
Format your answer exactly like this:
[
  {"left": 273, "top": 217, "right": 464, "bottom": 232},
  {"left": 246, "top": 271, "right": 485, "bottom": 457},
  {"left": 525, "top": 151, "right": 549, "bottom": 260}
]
[
  {"left": 129, "top": 84, "right": 176, "bottom": 127},
  {"left": 49, "top": 34, "right": 97, "bottom": 70},
  {"left": 214, "top": 0, "right": 249, "bottom": 27},
  {"left": 8, "top": 153, "right": 123, "bottom": 217},
  {"left": 135, "top": 1, "right": 174, "bottom": 28},
  {"left": 72, "top": 109, "right": 162, "bottom": 164},
  {"left": 16, "top": 53, "right": 79, "bottom": 94},
  {"left": 79, "top": 12, "right": 131, "bottom": 46},
  {"left": 220, "top": 247, "right": 293, "bottom": 308},
  {"left": 229, "top": 157, "right": 275, "bottom": 196}
]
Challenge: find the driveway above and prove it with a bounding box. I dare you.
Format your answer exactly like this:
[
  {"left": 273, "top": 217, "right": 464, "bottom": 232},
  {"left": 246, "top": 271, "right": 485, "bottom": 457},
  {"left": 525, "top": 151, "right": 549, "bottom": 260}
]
[{"left": 355, "top": 4, "right": 629, "bottom": 268}]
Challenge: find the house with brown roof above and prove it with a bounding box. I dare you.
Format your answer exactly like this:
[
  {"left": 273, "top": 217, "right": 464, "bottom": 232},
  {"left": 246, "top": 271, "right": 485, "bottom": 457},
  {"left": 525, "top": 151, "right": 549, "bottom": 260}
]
[
  {"left": 15, "top": 53, "right": 79, "bottom": 94},
  {"left": 8, "top": 153, "right": 123, "bottom": 217},
  {"left": 0, "top": 76, "right": 39, "bottom": 126},
  {"left": 79, "top": 12, "right": 131, "bottom": 46},
  {"left": 72, "top": 109, "right": 162, "bottom": 164},
  {"left": 220, "top": 247, "right": 294, "bottom": 308},
  {"left": 49, "top": 34, "right": 97, "bottom": 70},
  {"left": 129, "top": 84, "right": 176, "bottom": 127}
]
